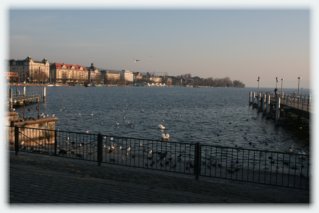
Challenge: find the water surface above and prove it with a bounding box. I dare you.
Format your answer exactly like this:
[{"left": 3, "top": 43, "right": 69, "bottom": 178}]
[{"left": 16, "top": 86, "right": 309, "bottom": 154}]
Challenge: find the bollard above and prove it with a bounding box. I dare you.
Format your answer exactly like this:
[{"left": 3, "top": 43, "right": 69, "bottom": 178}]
[
  {"left": 275, "top": 96, "right": 281, "bottom": 124},
  {"left": 97, "top": 133, "right": 103, "bottom": 166}
]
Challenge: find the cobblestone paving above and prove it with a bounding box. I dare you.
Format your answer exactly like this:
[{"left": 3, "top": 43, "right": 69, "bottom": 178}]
[{"left": 9, "top": 152, "right": 309, "bottom": 203}]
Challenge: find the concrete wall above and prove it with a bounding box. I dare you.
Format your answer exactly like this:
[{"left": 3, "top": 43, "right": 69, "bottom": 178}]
[{"left": 8, "top": 115, "right": 58, "bottom": 146}]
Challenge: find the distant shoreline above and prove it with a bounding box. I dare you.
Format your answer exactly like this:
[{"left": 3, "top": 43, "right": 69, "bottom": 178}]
[{"left": 8, "top": 83, "right": 247, "bottom": 88}]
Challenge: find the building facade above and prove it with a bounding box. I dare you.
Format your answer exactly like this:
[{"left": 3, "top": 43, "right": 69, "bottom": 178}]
[
  {"left": 105, "top": 70, "right": 121, "bottom": 84},
  {"left": 50, "top": 63, "right": 88, "bottom": 84},
  {"left": 9, "top": 56, "right": 50, "bottom": 83},
  {"left": 121, "top": 70, "right": 134, "bottom": 83},
  {"left": 6, "top": 72, "right": 19, "bottom": 83}
]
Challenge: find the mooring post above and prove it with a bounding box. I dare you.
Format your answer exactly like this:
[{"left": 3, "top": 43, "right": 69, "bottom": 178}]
[
  {"left": 14, "top": 126, "right": 19, "bottom": 155},
  {"left": 23, "top": 86, "right": 26, "bottom": 96},
  {"left": 253, "top": 92, "right": 256, "bottom": 105},
  {"left": 43, "top": 87, "right": 47, "bottom": 102},
  {"left": 257, "top": 93, "right": 261, "bottom": 110},
  {"left": 266, "top": 94, "right": 270, "bottom": 114},
  {"left": 275, "top": 96, "right": 281, "bottom": 124},
  {"left": 261, "top": 94, "right": 266, "bottom": 112},
  {"left": 97, "top": 133, "right": 103, "bottom": 166},
  {"left": 249, "top": 91, "right": 252, "bottom": 105}
]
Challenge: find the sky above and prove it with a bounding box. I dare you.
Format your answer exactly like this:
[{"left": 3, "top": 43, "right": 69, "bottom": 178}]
[{"left": 9, "top": 9, "right": 310, "bottom": 88}]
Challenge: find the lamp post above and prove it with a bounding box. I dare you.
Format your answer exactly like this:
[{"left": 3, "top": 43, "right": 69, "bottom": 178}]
[
  {"left": 275, "top": 77, "right": 278, "bottom": 89},
  {"left": 280, "top": 78, "right": 283, "bottom": 96},
  {"left": 297, "top": 76, "right": 301, "bottom": 95},
  {"left": 257, "top": 76, "right": 260, "bottom": 90}
]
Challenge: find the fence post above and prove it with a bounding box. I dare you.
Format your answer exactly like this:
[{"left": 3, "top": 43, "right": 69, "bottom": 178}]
[
  {"left": 194, "top": 142, "right": 201, "bottom": 180},
  {"left": 14, "top": 126, "right": 19, "bottom": 155},
  {"left": 97, "top": 133, "right": 103, "bottom": 166},
  {"left": 54, "top": 130, "right": 57, "bottom": 156}
]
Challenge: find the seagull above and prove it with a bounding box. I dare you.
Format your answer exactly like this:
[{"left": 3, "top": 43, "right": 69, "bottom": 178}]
[
  {"left": 134, "top": 59, "right": 141, "bottom": 63},
  {"left": 148, "top": 150, "right": 153, "bottom": 159},
  {"left": 110, "top": 143, "right": 116, "bottom": 151},
  {"left": 126, "top": 146, "right": 131, "bottom": 156},
  {"left": 158, "top": 123, "right": 166, "bottom": 130},
  {"left": 161, "top": 132, "right": 170, "bottom": 142}
]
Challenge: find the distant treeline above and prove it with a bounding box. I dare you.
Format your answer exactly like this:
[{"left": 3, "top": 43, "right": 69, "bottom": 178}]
[{"left": 170, "top": 75, "right": 245, "bottom": 88}]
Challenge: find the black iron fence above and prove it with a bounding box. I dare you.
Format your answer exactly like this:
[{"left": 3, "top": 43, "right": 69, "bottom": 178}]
[{"left": 9, "top": 126, "right": 309, "bottom": 190}]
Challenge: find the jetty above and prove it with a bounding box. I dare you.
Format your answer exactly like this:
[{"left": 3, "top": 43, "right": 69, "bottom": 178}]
[
  {"left": 8, "top": 86, "right": 47, "bottom": 109},
  {"left": 248, "top": 91, "right": 310, "bottom": 124}
]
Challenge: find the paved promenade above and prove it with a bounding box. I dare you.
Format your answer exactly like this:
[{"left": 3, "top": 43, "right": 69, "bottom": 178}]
[{"left": 9, "top": 152, "right": 309, "bottom": 203}]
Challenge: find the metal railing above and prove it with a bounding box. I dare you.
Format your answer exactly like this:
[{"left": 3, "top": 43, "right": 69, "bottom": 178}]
[
  {"left": 9, "top": 126, "right": 310, "bottom": 189},
  {"left": 250, "top": 92, "right": 311, "bottom": 113},
  {"left": 281, "top": 94, "right": 311, "bottom": 112}
]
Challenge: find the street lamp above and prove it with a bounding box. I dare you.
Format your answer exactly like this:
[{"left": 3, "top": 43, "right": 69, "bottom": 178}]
[
  {"left": 257, "top": 76, "right": 260, "bottom": 90},
  {"left": 297, "top": 76, "right": 301, "bottom": 95},
  {"left": 275, "top": 77, "right": 278, "bottom": 89}
]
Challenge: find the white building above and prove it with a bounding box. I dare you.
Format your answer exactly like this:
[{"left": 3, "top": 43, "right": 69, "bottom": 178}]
[{"left": 121, "top": 70, "right": 134, "bottom": 83}]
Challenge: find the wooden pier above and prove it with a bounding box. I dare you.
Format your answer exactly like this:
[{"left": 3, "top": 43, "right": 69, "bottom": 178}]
[
  {"left": 8, "top": 87, "right": 47, "bottom": 109},
  {"left": 249, "top": 91, "right": 311, "bottom": 123}
]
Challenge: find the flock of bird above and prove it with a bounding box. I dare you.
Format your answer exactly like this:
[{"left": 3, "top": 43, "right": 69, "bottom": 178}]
[{"left": 158, "top": 122, "right": 170, "bottom": 141}]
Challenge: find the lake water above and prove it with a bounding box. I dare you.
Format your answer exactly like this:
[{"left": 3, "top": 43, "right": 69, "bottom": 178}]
[{"left": 15, "top": 86, "right": 309, "bottom": 154}]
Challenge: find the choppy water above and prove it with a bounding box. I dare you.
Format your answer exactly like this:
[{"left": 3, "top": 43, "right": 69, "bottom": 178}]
[{"left": 14, "top": 86, "right": 309, "bottom": 154}]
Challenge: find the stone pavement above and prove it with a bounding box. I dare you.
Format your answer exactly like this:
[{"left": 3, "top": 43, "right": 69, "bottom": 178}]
[{"left": 9, "top": 152, "right": 309, "bottom": 203}]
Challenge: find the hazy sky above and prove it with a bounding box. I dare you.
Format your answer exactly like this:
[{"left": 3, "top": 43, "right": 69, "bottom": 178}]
[{"left": 9, "top": 9, "right": 310, "bottom": 88}]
